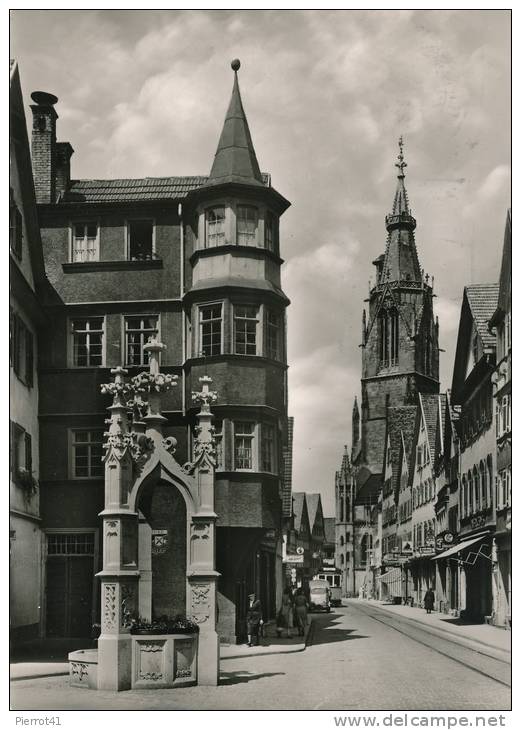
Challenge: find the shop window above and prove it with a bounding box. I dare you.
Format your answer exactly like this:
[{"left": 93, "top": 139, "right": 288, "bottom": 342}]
[
  {"left": 236, "top": 205, "right": 258, "bottom": 246},
  {"left": 199, "top": 303, "right": 222, "bottom": 357},
  {"left": 128, "top": 220, "right": 154, "bottom": 260},
  {"left": 234, "top": 304, "right": 259, "bottom": 355},
  {"left": 72, "top": 223, "right": 99, "bottom": 262},
  {"left": 71, "top": 430, "right": 104, "bottom": 479},
  {"left": 205, "top": 207, "right": 226, "bottom": 247},
  {"left": 70, "top": 317, "right": 104, "bottom": 367},
  {"left": 234, "top": 421, "right": 255, "bottom": 470},
  {"left": 125, "top": 315, "right": 158, "bottom": 366}
]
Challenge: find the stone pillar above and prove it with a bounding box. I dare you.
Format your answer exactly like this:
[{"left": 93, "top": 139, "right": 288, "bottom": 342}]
[
  {"left": 188, "top": 376, "right": 220, "bottom": 686},
  {"left": 97, "top": 367, "right": 139, "bottom": 691}
]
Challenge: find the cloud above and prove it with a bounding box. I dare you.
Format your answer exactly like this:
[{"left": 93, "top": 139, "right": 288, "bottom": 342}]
[{"left": 477, "top": 164, "right": 511, "bottom": 200}]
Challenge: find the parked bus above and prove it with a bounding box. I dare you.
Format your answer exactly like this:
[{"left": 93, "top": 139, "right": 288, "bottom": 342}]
[{"left": 314, "top": 569, "right": 343, "bottom": 607}]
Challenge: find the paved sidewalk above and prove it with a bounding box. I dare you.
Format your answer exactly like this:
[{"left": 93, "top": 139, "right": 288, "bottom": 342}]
[
  {"left": 349, "top": 599, "right": 511, "bottom": 655},
  {"left": 10, "top": 619, "right": 313, "bottom": 681}
]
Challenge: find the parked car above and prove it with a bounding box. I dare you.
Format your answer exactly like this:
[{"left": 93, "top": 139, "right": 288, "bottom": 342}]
[{"left": 308, "top": 579, "right": 331, "bottom": 612}]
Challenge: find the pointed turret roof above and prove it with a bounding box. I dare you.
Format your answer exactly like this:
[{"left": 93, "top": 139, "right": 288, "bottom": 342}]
[
  {"left": 206, "top": 59, "right": 264, "bottom": 188},
  {"left": 381, "top": 137, "right": 422, "bottom": 284}
]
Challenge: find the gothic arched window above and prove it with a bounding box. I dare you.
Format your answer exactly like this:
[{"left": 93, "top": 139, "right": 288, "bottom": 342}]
[
  {"left": 480, "top": 461, "right": 487, "bottom": 507},
  {"left": 473, "top": 467, "right": 480, "bottom": 513},
  {"left": 379, "top": 308, "right": 399, "bottom": 367}
]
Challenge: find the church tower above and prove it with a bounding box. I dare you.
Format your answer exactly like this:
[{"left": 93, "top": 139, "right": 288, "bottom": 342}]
[{"left": 360, "top": 139, "right": 439, "bottom": 473}]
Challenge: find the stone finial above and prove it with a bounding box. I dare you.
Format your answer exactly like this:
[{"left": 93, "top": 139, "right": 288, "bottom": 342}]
[
  {"left": 143, "top": 336, "right": 166, "bottom": 376},
  {"left": 395, "top": 135, "right": 407, "bottom": 178},
  {"left": 192, "top": 375, "right": 218, "bottom": 412}
]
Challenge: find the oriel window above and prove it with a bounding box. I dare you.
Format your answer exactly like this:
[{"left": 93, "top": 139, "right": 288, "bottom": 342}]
[
  {"left": 234, "top": 421, "right": 255, "bottom": 470},
  {"left": 73, "top": 223, "right": 99, "bottom": 262},
  {"left": 236, "top": 205, "right": 258, "bottom": 246},
  {"left": 265, "top": 212, "right": 275, "bottom": 252},
  {"left": 213, "top": 420, "right": 224, "bottom": 470},
  {"left": 266, "top": 310, "right": 281, "bottom": 360},
  {"left": 125, "top": 315, "right": 158, "bottom": 366},
  {"left": 261, "top": 423, "right": 276, "bottom": 473},
  {"left": 71, "top": 430, "right": 104, "bottom": 479},
  {"left": 71, "top": 318, "right": 104, "bottom": 367},
  {"left": 206, "top": 207, "right": 225, "bottom": 247},
  {"left": 234, "top": 305, "right": 258, "bottom": 355},
  {"left": 199, "top": 304, "right": 222, "bottom": 356}
]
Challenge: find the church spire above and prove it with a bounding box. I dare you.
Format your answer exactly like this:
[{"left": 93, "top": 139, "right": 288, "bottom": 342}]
[
  {"left": 381, "top": 136, "right": 422, "bottom": 283},
  {"left": 206, "top": 59, "right": 264, "bottom": 188}
]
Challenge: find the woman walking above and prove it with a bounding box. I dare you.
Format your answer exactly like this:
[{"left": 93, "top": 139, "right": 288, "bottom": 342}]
[{"left": 424, "top": 586, "right": 435, "bottom": 614}]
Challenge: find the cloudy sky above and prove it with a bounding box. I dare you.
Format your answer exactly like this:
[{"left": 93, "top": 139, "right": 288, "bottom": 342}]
[{"left": 11, "top": 9, "right": 510, "bottom": 515}]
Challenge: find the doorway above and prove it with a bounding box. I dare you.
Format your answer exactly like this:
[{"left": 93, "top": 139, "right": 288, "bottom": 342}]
[{"left": 45, "top": 532, "right": 96, "bottom": 638}]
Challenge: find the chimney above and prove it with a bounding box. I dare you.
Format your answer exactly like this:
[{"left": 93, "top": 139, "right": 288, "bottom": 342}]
[
  {"left": 30, "top": 91, "right": 73, "bottom": 203},
  {"left": 55, "top": 142, "right": 74, "bottom": 198}
]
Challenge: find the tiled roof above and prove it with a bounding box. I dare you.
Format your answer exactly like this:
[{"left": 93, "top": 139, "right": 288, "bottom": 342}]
[
  {"left": 323, "top": 517, "right": 336, "bottom": 544},
  {"left": 292, "top": 492, "right": 307, "bottom": 532},
  {"left": 420, "top": 393, "right": 445, "bottom": 454},
  {"left": 61, "top": 173, "right": 270, "bottom": 204},
  {"left": 305, "top": 493, "right": 322, "bottom": 532},
  {"left": 465, "top": 284, "right": 499, "bottom": 349}
]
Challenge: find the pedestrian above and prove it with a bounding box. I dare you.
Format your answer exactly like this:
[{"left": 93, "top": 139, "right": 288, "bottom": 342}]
[
  {"left": 276, "top": 588, "right": 294, "bottom": 638},
  {"left": 424, "top": 586, "right": 435, "bottom": 614},
  {"left": 246, "top": 593, "right": 263, "bottom": 647},
  {"left": 294, "top": 588, "right": 308, "bottom": 636}
]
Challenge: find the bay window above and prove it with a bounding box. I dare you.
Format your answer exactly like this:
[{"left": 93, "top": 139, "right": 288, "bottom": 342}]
[
  {"left": 236, "top": 205, "right": 258, "bottom": 246},
  {"left": 234, "top": 305, "right": 259, "bottom": 355},
  {"left": 199, "top": 304, "right": 222, "bottom": 357},
  {"left": 206, "top": 207, "right": 225, "bottom": 247},
  {"left": 234, "top": 421, "right": 255, "bottom": 470},
  {"left": 266, "top": 310, "right": 281, "bottom": 360},
  {"left": 261, "top": 423, "right": 276, "bottom": 473}
]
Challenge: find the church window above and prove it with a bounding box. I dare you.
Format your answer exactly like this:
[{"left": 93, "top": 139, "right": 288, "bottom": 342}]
[
  {"left": 379, "top": 311, "right": 389, "bottom": 365},
  {"left": 390, "top": 310, "right": 399, "bottom": 364},
  {"left": 206, "top": 206, "right": 226, "bottom": 247},
  {"left": 379, "top": 309, "right": 399, "bottom": 367},
  {"left": 236, "top": 205, "right": 258, "bottom": 246}
]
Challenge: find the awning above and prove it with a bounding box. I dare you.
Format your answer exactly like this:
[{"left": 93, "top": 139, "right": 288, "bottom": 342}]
[{"left": 431, "top": 535, "right": 485, "bottom": 561}]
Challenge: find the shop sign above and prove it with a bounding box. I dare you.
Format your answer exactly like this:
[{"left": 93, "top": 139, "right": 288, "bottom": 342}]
[
  {"left": 416, "top": 546, "right": 436, "bottom": 557},
  {"left": 435, "top": 531, "right": 456, "bottom": 553},
  {"left": 283, "top": 554, "right": 304, "bottom": 564}
]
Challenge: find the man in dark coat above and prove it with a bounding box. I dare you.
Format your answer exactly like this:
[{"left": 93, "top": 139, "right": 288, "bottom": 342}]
[
  {"left": 424, "top": 587, "right": 435, "bottom": 614},
  {"left": 246, "top": 593, "right": 263, "bottom": 647}
]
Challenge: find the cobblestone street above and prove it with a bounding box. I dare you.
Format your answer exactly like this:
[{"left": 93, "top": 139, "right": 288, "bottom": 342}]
[{"left": 11, "top": 604, "right": 511, "bottom": 711}]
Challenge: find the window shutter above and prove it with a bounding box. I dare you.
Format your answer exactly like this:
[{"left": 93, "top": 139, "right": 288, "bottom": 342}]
[
  {"left": 25, "top": 329, "right": 34, "bottom": 387},
  {"left": 25, "top": 432, "right": 32, "bottom": 474}
]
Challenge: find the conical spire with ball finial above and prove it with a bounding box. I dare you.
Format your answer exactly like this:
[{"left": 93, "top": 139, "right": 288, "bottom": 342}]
[{"left": 205, "top": 59, "right": 264, "bottom": 188}]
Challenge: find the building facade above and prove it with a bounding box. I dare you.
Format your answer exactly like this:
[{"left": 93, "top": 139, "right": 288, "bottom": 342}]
[
  {"left": 30, "top": 61, "right": 290, "bottom": 644},
  {"left": 489, "top": 210, "right": 511, "bottom": 628},
  {"left": 10, "top": 62, "right": 49, "bottom": 644}
]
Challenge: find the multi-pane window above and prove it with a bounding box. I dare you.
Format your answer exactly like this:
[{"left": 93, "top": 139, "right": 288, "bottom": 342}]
[
  {"left": 234, "top": 421, "right": 255, "bottom": 470},
  {"left": 10, "top": 197, "right": 23, "bottom": 260},
  {"left": 10, "top": 310, "right": 34, "bottom": 387},
  {"left": 234, "top": 305, "right": 259, "bottom": 355},
  {"left": 236, "top": 206, "right": 258, "bottom": 246},
  {"left": 125, "top": 315, "right": 158, "bottom": 366},
  {"left": 71, "top": 318, "right": 104, "bottom": 367},
  {"left": 128, "top": 220, "right": 154, "bottom": 260},
  {"left": 214, "top": 420, "right": 223, "bottom": 470},
  {"left": 497, "top": 468, "right": 511, "bottom": 510},
  {"left": 71, "top": 430, "right": 104, "bottom": 479},
  {"left": 266, "top": 310, "right": 281, "bottom": 360},
  {"left": 73, "top": 223, "right": 99, "bottom": 262},
  {"left": 261, "top": 423, "right": 276, "bottom": 473},
  {"left": 199, "top": 304, "right": 222, "bottom": 356},
  {"left": 265, "top": 212, "right": 275, "bottom": 251},
  {"left": 47, "top": 533, "right": 95, "bottom": 556},
  {"left": 206, "top": 207, "right": 225, "bottom": 247}
]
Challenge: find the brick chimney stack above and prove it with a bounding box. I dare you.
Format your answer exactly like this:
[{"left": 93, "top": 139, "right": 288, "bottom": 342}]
[{"left": 30, "top": 91, "right": 72, "bottom": 203}]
